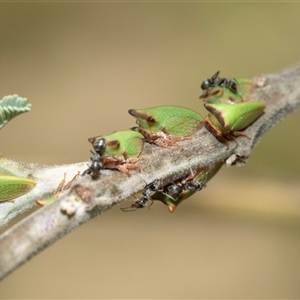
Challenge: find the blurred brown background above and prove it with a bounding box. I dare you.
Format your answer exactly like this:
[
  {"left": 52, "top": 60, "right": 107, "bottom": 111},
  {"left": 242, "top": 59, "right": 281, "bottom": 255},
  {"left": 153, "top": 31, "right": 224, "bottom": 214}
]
[{"left": 1, "top": 2, "right": 300, "bottom": 298}]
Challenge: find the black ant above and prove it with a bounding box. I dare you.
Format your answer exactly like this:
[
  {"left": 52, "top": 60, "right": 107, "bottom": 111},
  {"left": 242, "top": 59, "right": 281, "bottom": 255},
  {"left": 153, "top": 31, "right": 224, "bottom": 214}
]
[
  {"left": 164, "top": 169, "right": 207, "bottom": 201},
  {"left": 82, "top": 138, "right": 107, "bottom": 180},
  {"left": 89, "top": 137, "right": 106, "bottom": 156},
  {"left": 166, "top": 180, "right": 206, "bottom": 200},
  {"left": 82, "top": 153, "right": 102, "bottom": 180},
  {"left": 201, "top": 71, "right": 238, "bottom": 95},
  {"left": 121, "top": 179, "right": 160, "bottom": 212}
]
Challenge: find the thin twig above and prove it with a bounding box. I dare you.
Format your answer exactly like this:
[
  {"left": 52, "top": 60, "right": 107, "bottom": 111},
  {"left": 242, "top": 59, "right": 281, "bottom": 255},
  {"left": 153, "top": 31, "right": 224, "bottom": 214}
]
[{"left": 0, "top": 62, "right": 300, "bottom": 281}]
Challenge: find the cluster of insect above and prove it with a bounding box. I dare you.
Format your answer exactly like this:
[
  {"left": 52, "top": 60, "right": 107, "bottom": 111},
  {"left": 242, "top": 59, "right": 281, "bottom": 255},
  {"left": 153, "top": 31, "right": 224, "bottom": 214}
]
[
  {"left": 81, "top": 71, "right": 265, "bottom": 212},
  {"left": 0, "top": 72, "right": 265, "bottom": 210}
]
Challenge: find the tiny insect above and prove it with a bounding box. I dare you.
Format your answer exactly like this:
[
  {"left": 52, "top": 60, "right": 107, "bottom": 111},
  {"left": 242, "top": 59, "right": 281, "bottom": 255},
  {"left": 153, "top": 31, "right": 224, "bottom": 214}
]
[
  {"left": 121, "top": 179, "right": 160, "bottom": 212},
  {"left": 88, "top": 132, "right": 143, "bottom": 175},
  {"left": 201, "top": 71, "right": 238, "bottom": 94},
  {"left": 166, "top": 177, "right": 206, "bottom": 201},
  {"left": 149, "top": 168, "right": 210, "bottom": 212},
  {"left": 82, "top": 138, "right": 106, "bottom": 180},
  {"left": 90, "top": 138, "right": 106, "bottom": 156},
  {"left": 128, "top": 105, "right": 203, "bottom": 150},
  {"left": 162, "top": 168, "right": 206, "bottom": 201},
  {"left": 203, "top": 100, "right": 265, "bottom": 147},
  {"left": 82, "top": 153, "right": 102, "bottom": 180}
]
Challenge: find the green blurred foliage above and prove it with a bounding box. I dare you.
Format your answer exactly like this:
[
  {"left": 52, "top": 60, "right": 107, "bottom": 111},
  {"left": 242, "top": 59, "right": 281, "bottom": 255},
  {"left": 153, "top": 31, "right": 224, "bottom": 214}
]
[{"left": 0, "top": 3, "right": 299, "bottom": 298}]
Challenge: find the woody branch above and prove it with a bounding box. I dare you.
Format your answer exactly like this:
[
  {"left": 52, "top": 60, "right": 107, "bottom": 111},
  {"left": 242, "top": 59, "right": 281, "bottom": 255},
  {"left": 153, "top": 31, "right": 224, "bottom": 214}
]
[{"left": 0, "top": 62, "right": 300, "bottom": 281}]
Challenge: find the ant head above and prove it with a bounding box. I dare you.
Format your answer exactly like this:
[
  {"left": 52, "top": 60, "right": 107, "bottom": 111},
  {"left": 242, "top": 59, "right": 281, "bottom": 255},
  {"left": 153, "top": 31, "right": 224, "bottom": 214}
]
[
  {"left": 201, "top": 79, "right": 212, "bottom": 90},
  {"left": 167, "top": 184, "right": 182, "bottom": 196},
  {"left": 93, "top": 138, "right": 106, "bottom": 155},
  {"left": 147, "top": 179, "right": 160, "bottom": 191},
  {"left": 201, "top": 71, "right": 221, "bottom": 91}
]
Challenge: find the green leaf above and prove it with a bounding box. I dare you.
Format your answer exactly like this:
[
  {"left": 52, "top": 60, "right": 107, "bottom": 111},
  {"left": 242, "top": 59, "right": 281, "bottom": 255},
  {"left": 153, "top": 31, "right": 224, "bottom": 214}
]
[
  {"left": 0, "top": 175, "right": 36, "bottom": 202},
  {"left": 0, "top": 95, "right": 32, "bottom": 130}
]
